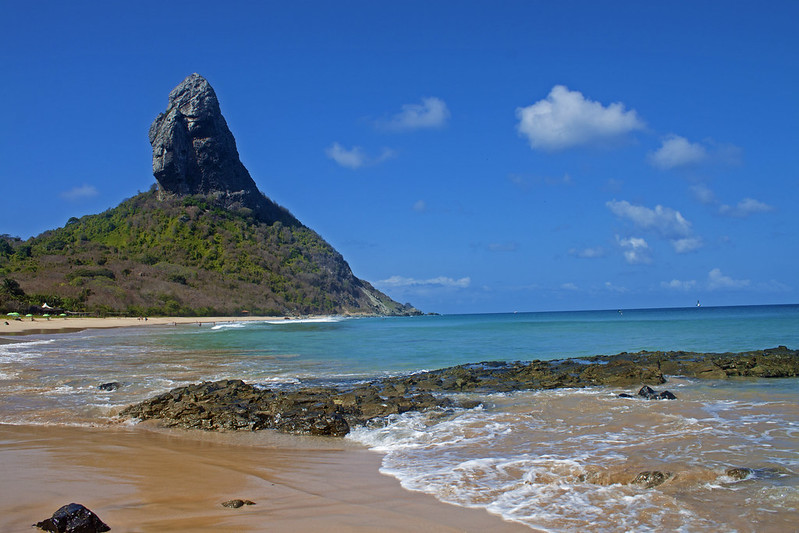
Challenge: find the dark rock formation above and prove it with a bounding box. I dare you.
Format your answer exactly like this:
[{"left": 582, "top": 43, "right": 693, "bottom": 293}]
[
  {"left": 380, "top": 357, "right": 666, "bottom": 393},
  {"left": 149, "top": 73, "right": 298, "bottom": 226},
  {"left": 725, "top": 467, "right": 752, "bottom": 480},
  {"left": 631, "top": 471, "right": 672, "bottom": 488},
  {"left": 221, "top": 499, "right": 255, "bottom": 508},
  {"left": 385, "top": 347, "right": 799, "bottom": 395},
  {"left": 119, "top": 347, "right": 799, "bottom": 438},
  {"left": 1, "top": 74, "right": 423, "bottom": 317},
  {"left": 724, "top": 466, "right": 790, "bottom": 481},
  {"left": 34, "top": 503, "right": 110, "bottom": 533},
  {"left": 98, "top": 382, "right": 120, "bottom": 392},
  {"left": 637, "top": 345, "right": 799, "bottom": 379},
  {"left": 119, "top": 379, "right": 465, "bottom": 437},
  {"left": 618, "top": 385, "right": 676, "bottom": 400}
]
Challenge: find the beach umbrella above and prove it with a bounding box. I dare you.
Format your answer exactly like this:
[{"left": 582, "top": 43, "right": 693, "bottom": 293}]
[
  {"left": 26, "top": 314, "right": 33, "bottom": 318},
  {"left": 59, "top": 313, "right": 67, "bottom": 317},
  {"left": 43, "top": 314, "right": 51, "bottom": 318},
  {"left": 7, "top": 312, "right": 20, "bottom": 317}
]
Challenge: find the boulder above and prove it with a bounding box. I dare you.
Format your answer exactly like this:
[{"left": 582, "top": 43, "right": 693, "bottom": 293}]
[
  {"left": 636, "top": 385, "right": 677, "bottom": 400},
  {"left": 34, "top": 503, "right": 110, "bottom": 533}
]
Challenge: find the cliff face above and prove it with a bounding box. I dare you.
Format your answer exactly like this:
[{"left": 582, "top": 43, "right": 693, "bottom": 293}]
[
  {"left": 0, "top": 74, "right": 419, "bottom": 317},
  {"left": 149, "top": 73, "right": 297, "bottom": 226}
]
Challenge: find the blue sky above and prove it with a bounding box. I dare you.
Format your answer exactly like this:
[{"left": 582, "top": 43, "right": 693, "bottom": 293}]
[{"left": 2, "top": 1, "right": 797, "bottom": 314}]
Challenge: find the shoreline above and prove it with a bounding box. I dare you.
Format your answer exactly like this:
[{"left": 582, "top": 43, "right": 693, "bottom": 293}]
[
  {"left": 0, "top": 423, "right": 530, "bottom": 532},
  {"left": 0, "top": 317, "right": 531, "bottom": 531},
  {"left": 0, "top": 315, "right": 311, "bottom": 339}
]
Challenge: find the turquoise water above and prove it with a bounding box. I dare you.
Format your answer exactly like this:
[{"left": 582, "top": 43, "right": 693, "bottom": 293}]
[
  {"left": 142, "top": 304, "right": 799, "bottom": 379},
  {"left": 1, "top": 304, "right": 798, "bottom": 531},
  {"left": 1, "top": 304, "right": 797, "bottom": 424}
]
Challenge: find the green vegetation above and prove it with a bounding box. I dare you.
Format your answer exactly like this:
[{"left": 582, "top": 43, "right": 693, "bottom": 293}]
[{"left": 0, "top": 191, "right": 412, "bottom": 317}]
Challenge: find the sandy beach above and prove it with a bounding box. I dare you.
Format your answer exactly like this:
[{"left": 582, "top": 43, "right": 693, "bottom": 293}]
[
  {"left": 0, "top": 424, "right": 528, "bottom": 533},
  {"left": 0, "top": 315, "right": 295, "bottom": 338}
]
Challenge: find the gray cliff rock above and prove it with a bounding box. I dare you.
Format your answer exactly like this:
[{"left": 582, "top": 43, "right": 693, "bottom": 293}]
[{"left": 149, "top": 73, "right": 298, "bottom": 225}]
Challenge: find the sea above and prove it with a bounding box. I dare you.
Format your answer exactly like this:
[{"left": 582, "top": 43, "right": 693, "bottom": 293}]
[{"left": 1, "top": 304, "right": 798, "bottom": 532}]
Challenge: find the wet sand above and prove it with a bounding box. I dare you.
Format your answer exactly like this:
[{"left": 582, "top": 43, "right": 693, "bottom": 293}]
[{"left": 0, "top": 424, "right": 530, "bottom": 532}]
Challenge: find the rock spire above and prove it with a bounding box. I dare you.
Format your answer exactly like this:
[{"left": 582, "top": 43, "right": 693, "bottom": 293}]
[{"left": 149, "top": 73, "right": 297, "bottom": 225}]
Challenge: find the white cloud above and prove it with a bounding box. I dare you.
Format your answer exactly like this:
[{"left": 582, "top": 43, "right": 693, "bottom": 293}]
[
  {"left": 325, "top": 143, "right": 396, "bottom": 169},
  {"left": 649, "top": 136, "right": 742, "bottom": 170},
  {"left": 671, "top": 237, "right": 704, "bottom": 254},
  {"left": 607, "top": 199, "right": 702, "bottom": 253},
  {"left": 648, "top": 135, "right": 707, "bottom": 169},
  {"left": 325, "top": 143, "right": 366, "bottom": 169},
  {"left": 378, "top": 275, "right": 471, "bottom": 289},
  {"left": 569, "top": 246, "right": 606, "bottom": 259},
  {"left": 380, "top": 97, "right": 450, "bottom": 131},
  {"left": 661, "top": 279, "right": 698, "bottom": 291},
  {"left": 690, "top": 184, "right": 716, "bottom": 205},
  {"left": 561, "top": 282, "right": 580, "bottom": 291},
  {"left": 719, "top": 198, "right": 774, "bottom": 218},
  {"left": 604, "top": 281, "right": 628, "bottom": 293},
  {"left": 663, "top": 268, "right": 750, "bottom": 292},
  {"left": 516, "top": 85, "right": 645, "bottom": 150},
  {"left": 616, "top": 235, "right": 652, "bottom": 264},
  {"left": 691, "top": 186, "right": 772, "bottom": 219},
  {"left": 607, "top": 200, "right": 691, "bottom": 238},
  {"left": 60, "top": 184, "right": 99, "bottom": 201},
  {"left": 707, "top": 268, "right": 750, "bottom": 290}
]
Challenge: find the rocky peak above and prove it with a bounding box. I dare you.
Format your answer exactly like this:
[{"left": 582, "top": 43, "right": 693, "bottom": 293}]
[{"left": 149, "top": 73, "right": 297, "bottom": 225}]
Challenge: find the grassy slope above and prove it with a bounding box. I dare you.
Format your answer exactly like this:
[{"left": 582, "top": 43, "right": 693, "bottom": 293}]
[{"left": 0, "top": 191, "right": 413, "bottom": 316}]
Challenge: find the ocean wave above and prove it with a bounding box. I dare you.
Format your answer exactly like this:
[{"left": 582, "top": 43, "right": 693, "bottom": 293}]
[
  {"left": 262, "top": 316, "right": 348, "bottom": 325},
  {"left": 210, "top": 322, "right": 248, "bottom": 330},
  {"left": 0, "top": 338, "right": 56, "bottom": 364},
  {"left": 346, "top": 382, "right": 799, "bottom": 531}
]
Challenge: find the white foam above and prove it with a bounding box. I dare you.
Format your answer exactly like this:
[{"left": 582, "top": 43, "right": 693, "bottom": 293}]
[
  {"left": 210, "top": 322, "right": 247, "bottom": 330},
  {"left": 262, "top": 316, "right": 348, "bottom": 325},
  {"left": 345, "top": 383, "right": 797, "bottom": 531},
  {"left": 0, "top": 338, "right": 56, "bottom": 364}
]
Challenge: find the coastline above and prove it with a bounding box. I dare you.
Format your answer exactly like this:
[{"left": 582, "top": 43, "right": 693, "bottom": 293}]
[
  {"left": 0, "top": 315, "right": 303, "bottom": 339},
  {"left": 3, "top": 308, "right": 796, "bottom": 530},
  {"left": 0, "top": 318, "right": 530, "bottom": 532},
  {"left": 0, "top": 423, "right": 529, "bottom": 532}
]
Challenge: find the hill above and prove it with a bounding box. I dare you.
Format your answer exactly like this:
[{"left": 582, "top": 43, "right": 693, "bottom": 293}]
[{"left": 0, "top": 74, "right": 418, "bottom": 317}]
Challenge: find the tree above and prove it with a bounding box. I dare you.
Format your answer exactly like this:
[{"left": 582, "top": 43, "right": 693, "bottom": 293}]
[{"left": 1, "top": 278, "right": 25, "bottom": 299}]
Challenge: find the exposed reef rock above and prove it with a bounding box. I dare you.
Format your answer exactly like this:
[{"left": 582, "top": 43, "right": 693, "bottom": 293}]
[
  {"left": 119, "top": 379, "right": 468, "bottom": 437},
  {"left": 149, "top": 73, "right": 297, "bottom": 225},
  {"left": 380, "top": 356, "right": 666, "bottom": 393},
  {"left": 120, "top": 347, "right": 799, "bottom": 438}
]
